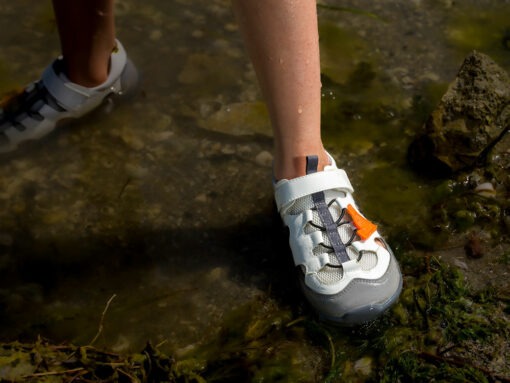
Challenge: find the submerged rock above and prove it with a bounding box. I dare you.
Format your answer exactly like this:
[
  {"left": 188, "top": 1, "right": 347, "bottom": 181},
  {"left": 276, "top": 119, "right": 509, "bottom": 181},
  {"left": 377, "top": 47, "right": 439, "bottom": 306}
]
[
  {"left": 408, "top": 51, "right": 510, "bottom": 176},
  {"left": 198, "top": 101, "right": 271, "bottom": 136}
]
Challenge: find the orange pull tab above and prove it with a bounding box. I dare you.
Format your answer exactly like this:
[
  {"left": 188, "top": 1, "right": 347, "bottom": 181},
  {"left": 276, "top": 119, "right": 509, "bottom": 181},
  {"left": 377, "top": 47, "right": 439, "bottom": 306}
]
[{"left": 347, "top": 204, "right": 377, "bottom": 240}]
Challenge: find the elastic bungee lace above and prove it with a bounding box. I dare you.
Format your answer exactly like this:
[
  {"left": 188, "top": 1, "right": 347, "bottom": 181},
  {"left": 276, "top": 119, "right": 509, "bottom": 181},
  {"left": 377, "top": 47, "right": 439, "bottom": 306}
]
[{"left": 308, "top": 198, "right": 362, "bottom": 269}]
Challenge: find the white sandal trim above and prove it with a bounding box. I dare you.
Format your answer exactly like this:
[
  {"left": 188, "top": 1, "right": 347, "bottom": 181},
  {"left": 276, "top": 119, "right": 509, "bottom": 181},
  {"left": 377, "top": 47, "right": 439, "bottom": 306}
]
[
  {"left": 1, "top": 39, "right": 131, "bottom": 153},
  {"left": 274, "top": 168, "right": 353, "bottom": 213},
  {"left": 41, "top": 39, "right": 128, "bottom": 114}
]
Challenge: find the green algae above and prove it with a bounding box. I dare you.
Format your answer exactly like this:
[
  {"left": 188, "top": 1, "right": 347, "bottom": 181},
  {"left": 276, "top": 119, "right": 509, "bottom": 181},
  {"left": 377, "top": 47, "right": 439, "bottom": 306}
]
[
  {"left": 1, "top": 1, "right": 510, "bottom": 382},
  {"left": 317, "top": 3, "right": 384, "bottom": 21},
  {"left": 446, "top": 3, "right": 510, "bottom": 67},
  {"left": 319, "top": 22, "right": 372, "bottom": 86},
  {"left": 410, "top": 81, "right": 449, "bottom": 125},
  {"left": 332, "top": 260, "right": 509, "bottom": 382},
  {"left": 320, "top": 68, "right": 408, "bottom": 155},
  {"left": 431, "top": 182, "right": 506, "bottom": 237},
  {"left": 376, "top": 262, "right": 510, "bottom": 382},
  {"left": 0, "top": 341, "right": 205, "bottom": 383},
  {"left": 183, "top": 298, "right": 320, "bottom": 383},
  {"left": 1, "top": 263, "right": 509, "bottom": 382}
]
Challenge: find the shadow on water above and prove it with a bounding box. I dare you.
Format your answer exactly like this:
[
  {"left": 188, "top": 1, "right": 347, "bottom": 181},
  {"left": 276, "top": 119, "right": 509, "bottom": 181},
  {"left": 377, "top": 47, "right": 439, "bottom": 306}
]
[{"left": 0, "top": 203, "right": 304, "bottom": 343}]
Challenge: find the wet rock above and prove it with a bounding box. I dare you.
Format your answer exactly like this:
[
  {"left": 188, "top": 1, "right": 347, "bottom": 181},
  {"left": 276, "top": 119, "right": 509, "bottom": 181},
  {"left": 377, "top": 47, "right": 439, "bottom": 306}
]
[
  {"left": 199, "top": 102, "right": 271, "bottom": 136},
  {"left": 354, "top": 356, "right": 373, "bottom": 376},
  {"left": 198, "top": 100, "right": 222, "bottom": 118},
  {"left": 149, "top": 29, "right": 162, "bottom": 41},
  {"left": 464, "top": 231, "right": 486, "bottom": 259},
  {"left": 408, "top": 51, "right": 510, "bottom": 176},
  {"left": 194, "top": 193, "right": 208, "bottom": 203},
  {"left": 255, "top": 150, "right": 273, "bottom": 167},
  {"left": 409, "top": 52, "right": 510, "bottom": 293},
  {"left": 220, "top": 145, "right": 235, "bottom": 155}
]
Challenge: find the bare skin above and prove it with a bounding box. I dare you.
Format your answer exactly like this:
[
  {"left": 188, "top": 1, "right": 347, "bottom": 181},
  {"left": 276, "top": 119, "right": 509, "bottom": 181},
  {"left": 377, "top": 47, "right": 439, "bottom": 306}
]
[
  {"left": 52, "top": 0, "right": 115, "bottom": 87},
  {"left": 232, "top": 0, "right": 330, "bottom": 179},
  {"left": 233, "top": 0, "right": 386, "bottom": 249},
  {"left": 51, "top": 0, "right": 329, "bottom": 179}
]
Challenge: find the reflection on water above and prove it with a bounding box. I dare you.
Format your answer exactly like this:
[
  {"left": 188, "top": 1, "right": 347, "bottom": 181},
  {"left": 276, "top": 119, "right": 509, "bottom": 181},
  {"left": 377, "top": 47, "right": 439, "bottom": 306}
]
[{"left": 0, "top": 0, "right": 509, "bottom": 380}]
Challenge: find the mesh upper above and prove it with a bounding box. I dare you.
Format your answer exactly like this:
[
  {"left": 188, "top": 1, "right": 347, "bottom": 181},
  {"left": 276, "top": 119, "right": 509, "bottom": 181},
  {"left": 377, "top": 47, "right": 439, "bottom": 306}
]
[{"left": 288, "top": 189, "right": 378, "bottom": 285}]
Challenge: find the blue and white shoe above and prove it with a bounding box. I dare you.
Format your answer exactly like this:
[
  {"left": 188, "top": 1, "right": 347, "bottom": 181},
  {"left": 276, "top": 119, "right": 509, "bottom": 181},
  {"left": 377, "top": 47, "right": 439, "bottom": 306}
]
[
  {"left": 0, "top": 39, "right": 138, "bottom": 153},
  {"left": 274, "top": 153, "right": 402, "bottom": 324}
]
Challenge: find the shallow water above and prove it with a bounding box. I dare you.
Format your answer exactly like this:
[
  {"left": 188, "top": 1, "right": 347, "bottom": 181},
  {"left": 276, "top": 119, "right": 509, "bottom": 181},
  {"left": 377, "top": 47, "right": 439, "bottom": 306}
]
[{"left": 0, "top": 0, "right": 509, "bottom": 381}]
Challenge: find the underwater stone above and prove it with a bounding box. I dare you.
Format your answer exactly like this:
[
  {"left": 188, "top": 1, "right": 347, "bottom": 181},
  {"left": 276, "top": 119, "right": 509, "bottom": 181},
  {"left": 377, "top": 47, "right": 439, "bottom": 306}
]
[
  {"left": 353, "top": 356, "right": 373, "bottom": 376},
  {"left": 408, "top": 51, "right": 510, "bottom": 176},
  {"left": 199, "top": 102, "right": 271, "bottom": 136},
  {"left": 255, "top": 151, "right": 273, "bottom": 167},
  {"left": 194, "top": 193, "right": 208, "bottom": 203},
  {"left": 464, "top": 232, "right": 486, "bottom": 259},
  {"left": 149, "top": 30, "right": 162, "bottom": 41}
]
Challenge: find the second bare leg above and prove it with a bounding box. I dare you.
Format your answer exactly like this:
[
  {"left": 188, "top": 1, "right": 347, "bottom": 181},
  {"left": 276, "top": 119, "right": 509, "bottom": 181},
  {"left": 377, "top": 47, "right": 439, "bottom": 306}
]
[{"left": 52, "top": 0, "right": 116, "bottom": 87}]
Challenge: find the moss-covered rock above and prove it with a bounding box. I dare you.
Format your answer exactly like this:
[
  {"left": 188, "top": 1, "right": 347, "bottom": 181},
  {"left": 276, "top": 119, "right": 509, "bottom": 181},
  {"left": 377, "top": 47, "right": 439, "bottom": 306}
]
[{"left": 408, "top": 51, "right": 510, "bottom": 175}]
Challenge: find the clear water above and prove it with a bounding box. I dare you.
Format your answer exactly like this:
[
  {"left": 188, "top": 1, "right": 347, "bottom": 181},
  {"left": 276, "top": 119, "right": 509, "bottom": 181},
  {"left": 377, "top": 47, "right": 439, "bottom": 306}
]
[{"left": 0, "top": 0, "right": 509, "bottom": 380}]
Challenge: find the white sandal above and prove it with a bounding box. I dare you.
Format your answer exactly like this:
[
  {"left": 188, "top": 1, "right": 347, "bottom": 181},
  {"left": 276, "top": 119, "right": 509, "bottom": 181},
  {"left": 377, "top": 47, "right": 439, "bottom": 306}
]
[
  {"left": 0, "top": 39, "right": 138, "bottom": 153},
  {"left": 274, "top": 153, "right": 402, "bottom": 324}
]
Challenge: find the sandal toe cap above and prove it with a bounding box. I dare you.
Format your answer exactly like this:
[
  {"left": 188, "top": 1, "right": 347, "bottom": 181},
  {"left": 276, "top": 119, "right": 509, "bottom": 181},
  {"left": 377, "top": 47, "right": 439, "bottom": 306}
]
[{"left": 301, "top": 251, "right": 403, "bottom": 325}]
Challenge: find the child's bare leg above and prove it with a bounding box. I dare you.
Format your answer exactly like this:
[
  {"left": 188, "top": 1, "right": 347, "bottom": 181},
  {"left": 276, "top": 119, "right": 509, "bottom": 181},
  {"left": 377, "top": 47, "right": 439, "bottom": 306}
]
[
  {"left": 52, "top": 0, "right": 115, "bottom": 87},
  {"left": 232, "top": 0, "right": 328, "bottom": 180}
]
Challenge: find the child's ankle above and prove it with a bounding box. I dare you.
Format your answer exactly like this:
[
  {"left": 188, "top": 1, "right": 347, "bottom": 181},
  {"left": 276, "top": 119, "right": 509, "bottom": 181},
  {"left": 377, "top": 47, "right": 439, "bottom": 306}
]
[{"left": 274, "top": 150, "right": 330, "bottom": 180}]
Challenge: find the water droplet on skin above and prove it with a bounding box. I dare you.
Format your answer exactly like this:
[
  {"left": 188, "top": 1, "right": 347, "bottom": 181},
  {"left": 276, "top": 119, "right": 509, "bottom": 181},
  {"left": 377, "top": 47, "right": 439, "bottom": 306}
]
[{"left": 297, "top": 106, "right": 303, "bottom": 114}]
